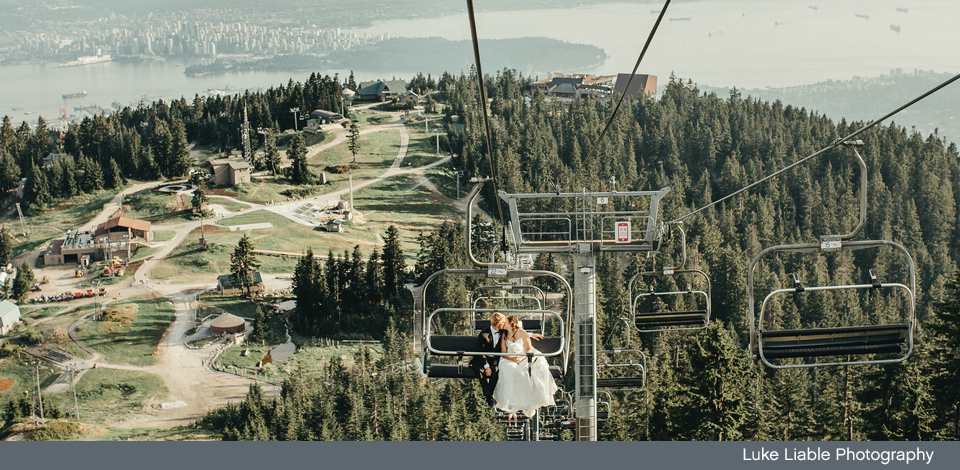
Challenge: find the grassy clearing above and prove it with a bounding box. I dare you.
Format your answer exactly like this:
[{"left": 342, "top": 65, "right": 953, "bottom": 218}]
[
  {"left": 71, "top": 368, "right": 168, "bottom": 425},
  {"left": 150, "top": 221, "right": 296, "bottom": 283},
  {"left": 0, "top": 356, "right": 62, "bottom": 403},
  {"left": 75, "top": 295, "right": 176, "bottom": 367},
  {"left": 130, "top": 245, "right": 162, "bottom": 263},
  {"left": 308, "top": 129, "right": 398, "bottom": 182},
  {"left": 228, "top": 177, "right": 311, "bottom": 205},
  {"left": 152, "top": 230, "right": 176, "bottom": 242},
  {"left": 19, "top": 305, "right": 68, "bottom": 321},
  {"left": 68, "top": 425, "right": 212, "bottom": 441},
  {"left": 401, "top": 121, "right": 452, "bottom": 169},
  {"left": 121, "top": 189, "right": 181, "bottom": 220},
  {"left": 23, "top": 187, "right": 126, "bottom": 229},
  {"left": 351, "top": 110, "right": 395, "bottom": 129},
  {"left": 9, "top": 227, "right": 62, "bottom": 261},
  {"left": 351, "top": 173, "right": 461, "bottom": 262},
  {"left": 207, "top": 197, "right": 252, "bottom": 212},
  {"left": 217, "top": 326, "right": 382, "bottom": 384}
]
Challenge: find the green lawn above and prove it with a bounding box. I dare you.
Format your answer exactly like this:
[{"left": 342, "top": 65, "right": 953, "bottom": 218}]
[
  {"left": 152, "top": 230, "right": 176, "bottom": 242},
  {"left": 149, "top": 219, "right": 300, "bottom": 283},
  {"left": 0, "top": 356, "right": 62, "bottom": 404},
  {"left": 8, "top": 227, "right": 62, "bottom": 261},
  {"left": 24, "top": 187, "right": 126, "bottom": 229},
  {"left": 75, "top": 295, "right": 176, "bottom": 367},
  {"left": 19, "top": 305, "right": 68, "bottom": 321},
  {"left": 308, "top": 129, "right": 399, "bottom": 183},
  {"left": 351, "top": 173, "right": 462, "bottom": 262},
  {"left": 207, "top": 197, "right": 253, "bottom": 212},
  {"left": 216, "top": 328, "right": 382, "bottom": 384},
  {"left": 121, "top": 188, "right": 182, "bottom": 220},
  {"left": 71, "top": 368, "right": 168, "bottom": 425}
]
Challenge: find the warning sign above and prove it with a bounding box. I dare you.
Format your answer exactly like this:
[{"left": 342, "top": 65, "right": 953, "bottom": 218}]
[{"left": 616, "top": 221, "right": 631, "bottom": 243}]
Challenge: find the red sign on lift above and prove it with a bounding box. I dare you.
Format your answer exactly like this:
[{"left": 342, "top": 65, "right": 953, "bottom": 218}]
[{"left": 616, "top": 221, "right": 631, "bottom": 243}]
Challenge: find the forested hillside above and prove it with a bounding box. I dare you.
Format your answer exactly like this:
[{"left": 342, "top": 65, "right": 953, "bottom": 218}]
[
  {"left": 0, "top": 72, "right": 345, "bottom": 215},
  {"left": 211, "top": 69, "right": 960, "bottom": 441}
]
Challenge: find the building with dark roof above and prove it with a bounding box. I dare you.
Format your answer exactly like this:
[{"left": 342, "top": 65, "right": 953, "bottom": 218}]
[
  {"left": 356, "top": 80, "right": 407, "bottom": 102},
  {"left": 613, "top": 73, "right": 658, "bottom": 99},
  {"left": 217, "top": 272, "right": 264, "bottom": 295}
]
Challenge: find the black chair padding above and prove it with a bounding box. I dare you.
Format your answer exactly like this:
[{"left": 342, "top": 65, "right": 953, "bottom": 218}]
[
  {"left": 597, "top": 377, "right": 645, "bottom": 388},
  {"left": 427, "top": 364, "right": 562, "bottom": 379},
  {"left": 759, "top": 324, "right": 908, "bottom": 359},
  {"left": 428, "top": 335, "right": 562, "bottom": 356}
]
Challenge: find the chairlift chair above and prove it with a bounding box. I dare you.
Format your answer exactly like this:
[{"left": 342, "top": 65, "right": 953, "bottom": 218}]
[
  {"left": 419, "top": 268, "right": 572, "bottom": 380},
  {"left": 628, "top": 225, "right": 712, "bottom": 332},
  {"left": 747, "top": 141, "right": 917, "bottom": 369},
  {"left": 596, "top": 317, "right": 647, "bottom": 390}
]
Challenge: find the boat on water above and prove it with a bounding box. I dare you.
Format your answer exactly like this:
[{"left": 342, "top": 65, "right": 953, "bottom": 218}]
[
  {"left": 25, "top": 111, "right": 37, "bottom": 115},
  {"left": 809, "top": 6, "right": 818, "bottom": 10},
  {"left": 63, "top": 91, "right": 87, "bottom": 99},
  {"left": 897, "top": 7, "right": 908, "bottom": 13},
  {"left": 669, "top": 17, "right": 692, "bottom": 21},
  {"left": 59, "top": 54, "right": 112, "bottom": 67},
  {"left": 855, "top": 13, "right": 870, "bottom": 19},
  {"left": 891, "top": 24, "right": 901, "bottom": 32},
  {"left": 12, "top": 107, "right": 23, "bottom": 111}
]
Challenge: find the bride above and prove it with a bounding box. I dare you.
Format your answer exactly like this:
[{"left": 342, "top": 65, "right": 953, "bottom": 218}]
[{"left": 493, "top": 315, "right": 559, "bottom": 425}]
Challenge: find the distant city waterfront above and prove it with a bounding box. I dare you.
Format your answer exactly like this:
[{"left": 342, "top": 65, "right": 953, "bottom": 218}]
[{"left": 2, "top": 0, "right": 958, "bottom": 128}]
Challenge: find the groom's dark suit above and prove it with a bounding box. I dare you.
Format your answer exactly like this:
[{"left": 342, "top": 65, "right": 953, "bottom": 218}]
[{"left": 469, "top": 325, "right": 503, "bottom": 406}]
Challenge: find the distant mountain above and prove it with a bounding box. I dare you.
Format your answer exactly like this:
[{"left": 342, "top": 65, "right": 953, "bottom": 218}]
[{"left": 701, "top": 70, "right": 960, "bottom": 146}]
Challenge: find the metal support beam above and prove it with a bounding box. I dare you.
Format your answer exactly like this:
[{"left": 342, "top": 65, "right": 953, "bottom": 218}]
[{"left": 574, "top": 247, "right": 597, "bottom": 441}]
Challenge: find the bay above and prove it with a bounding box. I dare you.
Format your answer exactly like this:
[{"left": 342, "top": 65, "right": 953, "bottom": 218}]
[{"left": 2, "top": 0, "right": 957, "bottom": 127}]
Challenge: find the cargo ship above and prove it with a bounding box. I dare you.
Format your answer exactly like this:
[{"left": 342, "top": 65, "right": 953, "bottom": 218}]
[
  {"left": 59, "top": 54, "right": 112, "bottom": 67},
  {"left": 63, "top": 91, "right": 88, "bottom": 99}
]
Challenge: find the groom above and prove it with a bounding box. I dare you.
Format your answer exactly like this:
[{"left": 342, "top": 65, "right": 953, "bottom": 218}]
[{"left": 470, "top": 312, "right": 507, "bottom": 407}]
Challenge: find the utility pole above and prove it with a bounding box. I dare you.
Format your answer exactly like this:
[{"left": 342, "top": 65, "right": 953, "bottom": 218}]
[
  {"left": 452, "top": 170, "right": 463, "bottom": 199},
  {"left": 434, "top": 127, "right": 441, "bottom": 154},
  {"left": 349, "top": 170, "right": 355, "bottom": 213},
  {"left": 290, "top": 107, "right": 300, "bottom": 132},
  {"left": 70, "top": 367, "right": 80, "bottom": 420},
  {"left": 34, "top": 361, "right": 45, "bottom": 423}
]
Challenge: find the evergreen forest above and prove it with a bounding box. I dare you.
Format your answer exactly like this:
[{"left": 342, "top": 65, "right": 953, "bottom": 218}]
[{"left": 3, "top": 65, "right": 960, "bottom": 441}]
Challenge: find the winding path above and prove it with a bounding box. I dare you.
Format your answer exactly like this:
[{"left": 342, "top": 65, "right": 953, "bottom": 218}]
[{"left": 26, "top": 109, "right": 471, "bottom": 428}]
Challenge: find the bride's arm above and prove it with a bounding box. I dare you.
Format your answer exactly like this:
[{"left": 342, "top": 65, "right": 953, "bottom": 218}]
[{"left": 521, "top": 330, "right": 535, "bottom": 354}]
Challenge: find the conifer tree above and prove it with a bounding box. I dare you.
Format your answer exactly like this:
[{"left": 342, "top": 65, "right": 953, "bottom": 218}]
[{"left": 230, "top": 234, "right": 261, "bottom": 298}]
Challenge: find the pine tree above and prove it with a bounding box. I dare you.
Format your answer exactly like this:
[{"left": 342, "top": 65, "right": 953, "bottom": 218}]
[
  {"left": 11, "top": 261, "right": 35, "bottom": 304},
  {"left": 348, "top": 122, "right": 361, "bottom": 163},
  {"left": 0, "top": 228, "right": 12, "bottom": 267},
  {"left": 230, "top": 235, "right": 261, "bottom": 298},
  {"left": 929, "top": 269, "right": 960, "bottom": 438},
  {"left": 381, "top": 225, "right": 406, "bottom": 301},
  {"left": 288, "top": 133, "right": 314, "bottom": 185},
  {"left": 249, "top": 305, "right": 269, "bottom": 344}
]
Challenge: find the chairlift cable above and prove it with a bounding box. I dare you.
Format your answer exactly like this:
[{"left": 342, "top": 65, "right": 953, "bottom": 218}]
[
  {"left": 578, "top": 0, "right": 672, "bottom": 174},
  {"left": 670, "top": 71, "right": 960, "bottom": 224},
  {"left": 466, "top": 0, "right": 508, "bottom": 233}
]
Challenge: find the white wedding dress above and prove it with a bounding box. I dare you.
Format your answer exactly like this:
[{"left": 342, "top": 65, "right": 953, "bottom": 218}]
[{"left": 493, "top": 337, "right": 559, "bottom": 418}]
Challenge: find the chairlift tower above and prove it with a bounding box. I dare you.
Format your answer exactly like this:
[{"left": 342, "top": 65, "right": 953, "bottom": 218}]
[
  {"left": 242, "top": 106, "right": 253, "bottom": 164},
  {"left": 496, "top": 183, "right": 671, "bottom": 441}
]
